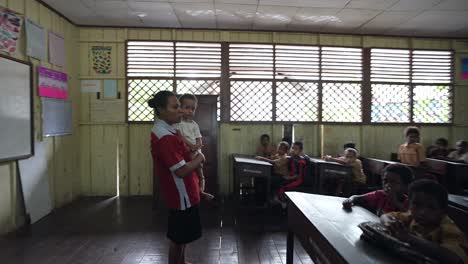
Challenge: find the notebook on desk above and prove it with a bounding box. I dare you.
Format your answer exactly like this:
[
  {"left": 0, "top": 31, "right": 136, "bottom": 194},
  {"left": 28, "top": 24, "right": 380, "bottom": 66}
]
[{"left": 358, "top": 221, "right": 438, "bottom": 264}]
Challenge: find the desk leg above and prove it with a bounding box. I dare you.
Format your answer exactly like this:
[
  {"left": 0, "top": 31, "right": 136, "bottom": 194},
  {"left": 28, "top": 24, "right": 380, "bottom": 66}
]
[{"left": 287, "top": 229, "right": 294, "bottom": 264}]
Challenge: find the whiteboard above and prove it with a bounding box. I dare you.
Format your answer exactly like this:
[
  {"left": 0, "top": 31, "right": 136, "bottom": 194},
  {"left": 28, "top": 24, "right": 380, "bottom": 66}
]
[
  {"left": 18, "top": 140, "right": 53, "bottom": 224},
  {"left": 42, "top": 98, "right": 72, "bottom": 137},
  {"left": 0, "top": 55, "right": 33, "bottom": 162}
]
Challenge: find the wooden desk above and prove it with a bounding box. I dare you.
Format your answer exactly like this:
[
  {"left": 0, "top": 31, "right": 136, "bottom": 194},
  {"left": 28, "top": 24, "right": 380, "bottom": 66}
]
[
  {"left": 309, "top": 158, "right": 353, "bottom": 194},
  {"left": 232, "top": 154, "right": 272, "bottom": 208},
  {"left": 286, "top": 192, "right": 408, "bottom": 264},
  {"left": 360, "top": 157, "right": 397, "bottom": 187},
  {"left": 426, "top": 158, "right": 468, "bottom": 195},
  {"left": 448, "top": 194, "right": 468, "bottom": 235}
]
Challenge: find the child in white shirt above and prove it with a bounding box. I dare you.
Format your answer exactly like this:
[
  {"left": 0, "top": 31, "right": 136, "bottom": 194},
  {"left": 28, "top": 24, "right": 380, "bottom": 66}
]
[{"left": 173, "top": 94, "right": 214, "bottom": 200}]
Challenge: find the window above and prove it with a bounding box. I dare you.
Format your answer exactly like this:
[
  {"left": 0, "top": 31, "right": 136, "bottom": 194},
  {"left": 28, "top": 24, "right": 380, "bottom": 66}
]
[
  {"left": 370, "top": 48, "right": 452, "bottom": 124},
  {"left": 126, "top": 42, "right": 453, "bottom": 124},
  {"left": 127, "top": 41, "right": 221, "bottom": 122}
]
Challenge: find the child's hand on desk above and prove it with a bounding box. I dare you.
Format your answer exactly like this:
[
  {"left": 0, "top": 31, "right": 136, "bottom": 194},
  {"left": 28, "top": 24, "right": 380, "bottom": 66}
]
[
  {"left": 342, "top": 198, "right": 353, "bottom": 210},
  {"left": 324, "top": 155, "right": 332, "bottom": 161}
]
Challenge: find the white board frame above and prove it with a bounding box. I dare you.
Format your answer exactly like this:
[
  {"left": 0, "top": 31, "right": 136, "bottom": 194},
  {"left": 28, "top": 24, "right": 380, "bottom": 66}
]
[{"left": 0, "top": 54, "right": 34, "bottom": 162}]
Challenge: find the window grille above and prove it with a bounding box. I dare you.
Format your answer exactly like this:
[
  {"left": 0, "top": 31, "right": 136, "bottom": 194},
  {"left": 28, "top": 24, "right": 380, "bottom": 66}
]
[
  {"left": 322, "top": 83, "right": 362, "bottom": 122},
  {"left": 276, "top": 82, "right": 319, "bottom": 122},
  {"left": 371, "top": 84, "right": 410, "bottom": 123},
  {"left": 127, "top": 79, "right": 173, "bottom": 122},
  {"left": 413, "top": 85, "right": 451, "bottom": 123},
  {"left": 230, "top": 81, "right": 272, "bottom": 121}
]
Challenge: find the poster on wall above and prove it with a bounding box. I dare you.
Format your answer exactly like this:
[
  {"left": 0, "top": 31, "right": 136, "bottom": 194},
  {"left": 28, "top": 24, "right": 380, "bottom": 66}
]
[
  {"left": 0, "top": 6, "right": 23, "bottom": 54},
  {"left": 48, "top": 31, "right": 65, "bottom": 67},
  {"left": 462, "top": 58, "right": 468, "bottom": 80},
  {"left": 38, "top": 66, "right": 68, "bottom": 99},
  {"left": 92, "top": 46, "right": 112, "bottom": 74},
  {"left": 25, "top": 19, "right": 45, "bottom": 60}
]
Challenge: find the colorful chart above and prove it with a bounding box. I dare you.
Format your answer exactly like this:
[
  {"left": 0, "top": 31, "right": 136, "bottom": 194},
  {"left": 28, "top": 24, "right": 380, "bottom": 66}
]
[
  {"left": 38, "top": 66, "right": 68, "bottom": 99},
  {"left": 92, "top": 46, "right": 112, "bottom": 74}
]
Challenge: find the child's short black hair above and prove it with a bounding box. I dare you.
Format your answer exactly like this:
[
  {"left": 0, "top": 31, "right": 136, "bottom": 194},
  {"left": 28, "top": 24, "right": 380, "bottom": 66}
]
[
  {"left": 293, "top": 141, "right": 303, "bottom": 150},
  {"left": 278, "top": 141, "right": 290, "bottom": 151},
  {"left": 343, "top": 142, "right": 356, "bottom": 149},
  {"left": 178, "top": 94, "right": 197, "bottom": 106},
  {"left": 260, "top": 134, "right": 270, "bottom": 141},
  {"left": 383, "top": 163, "right": 413, "bottom": 185},
  {"left": 148, "top": 90, "right": 176, "bottom": 117},
  {"left": 409, "top": 179, "right": 448, "bottom": 209},
  {"left": 435, "top": 137, "right": 448, "bottom": 147},
  {"left": 404, "top": 126, "right": 420, "bottom": 137}
]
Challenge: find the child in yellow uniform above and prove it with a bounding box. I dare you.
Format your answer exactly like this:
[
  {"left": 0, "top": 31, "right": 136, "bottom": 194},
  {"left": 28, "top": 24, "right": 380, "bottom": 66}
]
[
  {"left": 398, "top": 126, "right": 426, "bottom": 167},
  {"left": 381, "top": 180, "right": 468, "bottom": 263}
]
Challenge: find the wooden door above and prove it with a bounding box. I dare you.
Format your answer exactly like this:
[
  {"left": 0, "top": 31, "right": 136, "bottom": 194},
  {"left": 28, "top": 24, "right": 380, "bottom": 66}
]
[{"left": 193, "top": 95, "right": 218, "bottom": 195}]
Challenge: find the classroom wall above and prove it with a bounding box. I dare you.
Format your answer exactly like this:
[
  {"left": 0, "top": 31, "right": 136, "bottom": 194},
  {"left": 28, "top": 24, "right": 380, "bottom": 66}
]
[
  {"left": 78, "top": 28, "right": 468, "bottom": 196},
  {"left": 0, "top": 0, "right": 80, "bottom": 234}
]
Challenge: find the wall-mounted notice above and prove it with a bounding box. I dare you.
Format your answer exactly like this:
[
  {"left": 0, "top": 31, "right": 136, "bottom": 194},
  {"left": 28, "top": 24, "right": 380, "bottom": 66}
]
[
  {"left": 25, "top": 19, "right": 45, "bottom": 60},
  {"left": 42, "top": 98, "right": 72, "bottom": 137},
  {"left": 38, "top": 66, "right": 68, "bottom": 99},
  {"left": 92, "top": 46, "right": 112, "bottom": 74},
  {"left": 0, "top": 6, "right": 23, "bottom": 54},
  {"left": 48, "top": 31, "right": 65, "bottom": 67},
  {"left": 462, "top": 58, "right": 468, "bottom": 80},
  {"left": 103, "top": 79, "right": 117, "bottom": 98},
  {"left": 81, "top": 79, "right": 101, "bottom": 93}
]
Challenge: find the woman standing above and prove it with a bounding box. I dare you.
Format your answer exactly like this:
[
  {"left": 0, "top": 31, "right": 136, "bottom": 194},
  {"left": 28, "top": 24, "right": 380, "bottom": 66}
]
[{"left": 148, "top": 91, "right": 205, "bottom": 264}]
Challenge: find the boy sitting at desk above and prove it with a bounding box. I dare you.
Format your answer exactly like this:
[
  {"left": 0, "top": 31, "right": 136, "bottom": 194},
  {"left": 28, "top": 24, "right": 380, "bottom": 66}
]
[
  {"left": 381, "top": 180, "right": 468, "bottom": 263},
  {"left": 325, "top": 148, "right": 366, "bottom": 189},
  {"left": 447, "top": 140, "right": 468, "bottom": 164},
  {"left": 256, "top": 141, "right": 290, "bottom": 189},
  {"left": 276, "top": 141, "right": 308, "bottom": 208},
  {"left": 342, "top": 164, "right": 413, "bottom": 216}
]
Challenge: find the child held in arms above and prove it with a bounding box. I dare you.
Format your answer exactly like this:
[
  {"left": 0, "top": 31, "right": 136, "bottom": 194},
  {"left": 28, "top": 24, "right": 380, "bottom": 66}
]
[{"left": 173, "top": 94, "right": 214, "bottom": 200}]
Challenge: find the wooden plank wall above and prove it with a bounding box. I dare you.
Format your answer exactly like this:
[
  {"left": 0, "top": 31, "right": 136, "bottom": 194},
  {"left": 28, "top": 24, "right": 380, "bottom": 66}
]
[
  {"left": 0, "top": 0, "right": 80, "bottom": 234},
  {"left": 78, "top": 28, "right": 468, "bottom": 196}
]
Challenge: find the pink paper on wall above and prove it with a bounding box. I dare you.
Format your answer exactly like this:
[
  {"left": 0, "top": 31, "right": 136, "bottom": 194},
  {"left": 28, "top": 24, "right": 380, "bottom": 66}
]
[
  {"left": 38, "top": 66, "right": 68, "bottom": 99},
  {"left": 48, "top": 31, "right": 65, "bottom": 67}
]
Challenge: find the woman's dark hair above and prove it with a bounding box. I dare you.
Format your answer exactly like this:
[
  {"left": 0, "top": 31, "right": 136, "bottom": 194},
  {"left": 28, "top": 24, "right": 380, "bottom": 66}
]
[
  {"left": 383, "top": 163, "right": 413, "bottom": 185},
  {"left": 147, "top": 90, "right": 176, "bottom": 117},
  {"left": 179, "top": 94, "right": 198, "bottom": 106},
  {"left": 404, "top": 126, "right": 420, "bottom": 137},
  {"left": 260, "top": 134, "right": 270, "bottom": 141},
  {"left": 409, "top": 179, "right": 448, "bottom": 209}
]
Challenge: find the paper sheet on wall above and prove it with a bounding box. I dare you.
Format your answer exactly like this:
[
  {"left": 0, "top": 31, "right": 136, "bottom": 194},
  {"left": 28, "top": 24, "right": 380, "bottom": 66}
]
[
  {"left": 90, "top": 100, "right": 125, "bottom": 122},
  {"left": 25, "top": 19, "right": 45, "bottom": 60},
  {"left": 103, "top": 79, "right": 118, "bottom": 98},
  {"left": 0, "top": 7, "right": 23, "bottom": 54},
  {"left": 48, "top": 31, "right": 65, "bottom": 67},
  {"left": 81, "top": 80, "right": 101, "bottom": 93}
]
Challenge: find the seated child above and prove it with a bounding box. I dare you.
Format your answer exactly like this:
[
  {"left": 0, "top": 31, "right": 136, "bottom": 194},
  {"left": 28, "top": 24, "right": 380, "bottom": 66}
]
[
  {"left": 173, "top": 94, "right": 214, "bottom": 200},
  {"left": 381, "top": 180, "right": 468, "bottom": 263},
  {"left": 256, "top": 134, "right": 276, "bottom": 159},
  {"left": 448, "top": 140, "right": 468, "bottom": 163},
  {"left": 256, "top": 141, "right": 290, "bottom": 185},
  {"left": 427, "top": 137, "right": 450, "bottom": 159},
  {"left": 277, "top": 141, "right": 308, "bottom": 206},
  {"left": 325, "top": 148, "right": 366, "bottom": 185},
  {"left": 342, "top": 163, "right": 413, "bottom": 216},
  {"left": 398, "top": 126, "right": 426, "bottom": 167}
]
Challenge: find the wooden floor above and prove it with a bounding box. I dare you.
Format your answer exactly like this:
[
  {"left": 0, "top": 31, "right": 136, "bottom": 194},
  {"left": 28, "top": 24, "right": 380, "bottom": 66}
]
[{"left": 0, "top": 197, "right": 313, "bottom": 264}]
